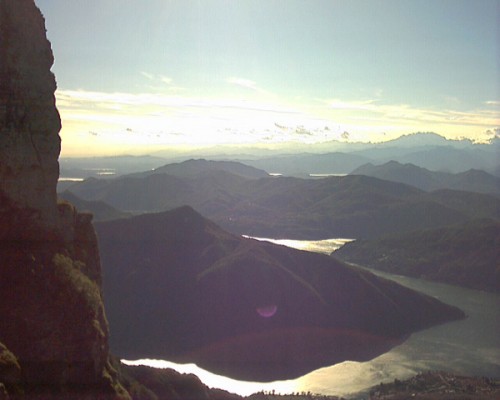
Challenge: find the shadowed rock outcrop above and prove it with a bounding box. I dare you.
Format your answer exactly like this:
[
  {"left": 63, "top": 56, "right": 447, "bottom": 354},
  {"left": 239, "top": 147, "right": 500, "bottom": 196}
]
[
  {"left": 0, "top": 1, "right": 129, "bottom": 398},
  {"left": 0, "top": 0, "right": 61, "bottom": 238}
]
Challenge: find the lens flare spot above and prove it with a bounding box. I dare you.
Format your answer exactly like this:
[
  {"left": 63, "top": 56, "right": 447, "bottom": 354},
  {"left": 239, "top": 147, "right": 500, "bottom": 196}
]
[{"left": 256, "top": 304, "right": 278, "bottom": 318}]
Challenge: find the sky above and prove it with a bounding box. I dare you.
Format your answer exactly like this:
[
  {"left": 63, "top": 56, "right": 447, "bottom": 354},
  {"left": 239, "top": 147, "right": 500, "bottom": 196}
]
[{"left": 35, "top": 0, "right": 499, "bottom": 156}]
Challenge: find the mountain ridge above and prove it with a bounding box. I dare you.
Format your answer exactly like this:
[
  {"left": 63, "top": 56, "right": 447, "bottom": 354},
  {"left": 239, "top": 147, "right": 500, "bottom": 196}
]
[
  {"left": 95, "top": 206, "right": 465, "bottom": 381},
  {"left": 149, "top": 158, "right": 269, "bottom": 179},
  {"left": 351, "top": 161, "right": 500, "bottom": 194},
  {"left": 58, "top": 132, "right": 500, "bottom": 180},
  {"left": 69, "top": 167, "right": 500, "bottom": 239}
]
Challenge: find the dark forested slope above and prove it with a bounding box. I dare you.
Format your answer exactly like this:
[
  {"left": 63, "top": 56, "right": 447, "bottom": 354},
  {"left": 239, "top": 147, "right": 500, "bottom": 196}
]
[
  {"left": 334, "top": 219, "right": 500, "bottom": 292},
  {"left": 70, "top": 169, "right": 500, "bottom": 239}
]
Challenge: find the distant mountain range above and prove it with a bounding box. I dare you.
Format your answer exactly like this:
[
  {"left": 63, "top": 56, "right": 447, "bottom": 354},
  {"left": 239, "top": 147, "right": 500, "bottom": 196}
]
[
  {"left": 334, "top": 219, "right": 500, "bottom": 293},
  {"left": 237, "top": 132, "right": 500, "bottom": 176},
  {"left": 67, "top": 159, "right": 500, "bottom": 239},
  {"left": 373, "top": 146, "right": 498, "bottom": 175},
  {"left": 58, "top": 133, "right": 500, "bottom": 182},
  {"left": 351, "top": 161, "right": 500, "bottom": 195},
  {"left": 243, "top": 152, "right": 370, "bottom": 177},
  {"left": 242, "top": 145, "right": 498, "bottom": 177},
  {"left": 95, "top": 206, "right": 464, "bottom": 381}
]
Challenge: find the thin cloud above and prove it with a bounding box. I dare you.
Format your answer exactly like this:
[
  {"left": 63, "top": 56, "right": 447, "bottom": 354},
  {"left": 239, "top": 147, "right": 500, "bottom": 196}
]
[
  {"left": 324, "top": 98, "right": 500, "bottom": 128},
  {"left": 56, "top": 89, "right": 298, "bottom": 118},
  {"left": 140, "top": 72, "right": 177, "bottom": 89},
  {"left": 328, "top": 99, "right": 378, "bottom": 111},
  {"left": 160, "top": 75, "right": 173, "bottom": 85},
  {"left": 226, "top": 77, "right": 272, "bottom": 96},
  {"left": 140, "top": 71, "right": 154, "bottom": 80},
  {"left": 227, "top": 77, "right": 258, "bottom": 90}
]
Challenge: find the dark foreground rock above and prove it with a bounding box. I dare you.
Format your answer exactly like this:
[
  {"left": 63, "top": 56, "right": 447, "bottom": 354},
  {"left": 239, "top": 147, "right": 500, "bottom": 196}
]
[
  {"left": 0, "top": 1, "right": 128, "bottom": 398},
  {"left": 0, "top": 0, "right": 61, "bottom": 237}
]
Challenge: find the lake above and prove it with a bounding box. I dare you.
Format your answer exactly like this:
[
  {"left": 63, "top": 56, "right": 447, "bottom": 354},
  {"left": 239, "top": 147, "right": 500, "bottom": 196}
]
[{"left": 123, "top": 237, "right": 500, "bottom": 397}]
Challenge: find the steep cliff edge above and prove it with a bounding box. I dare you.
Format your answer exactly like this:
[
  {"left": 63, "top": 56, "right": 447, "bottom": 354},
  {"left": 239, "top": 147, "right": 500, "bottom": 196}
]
[
  {"left": 0, "top": 1, "right": 128, "bottom": 398},
  {"left": 0, "top": 208, "right": 130, "bottom": 399},
  {"left": 0, "top": 0, "right": 61, "bottom": 238}
]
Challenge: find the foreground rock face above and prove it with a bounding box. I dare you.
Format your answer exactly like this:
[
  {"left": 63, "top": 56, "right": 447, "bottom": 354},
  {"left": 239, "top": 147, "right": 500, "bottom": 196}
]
[
  {"left": 0, "top": 1, "right": 128, "bottom": 398},
  {"left": 0, "top": 0, "right": 61, "bottom": 238},
  {"left": 0, "top": 210, "right": 129, "bottom": 398}
]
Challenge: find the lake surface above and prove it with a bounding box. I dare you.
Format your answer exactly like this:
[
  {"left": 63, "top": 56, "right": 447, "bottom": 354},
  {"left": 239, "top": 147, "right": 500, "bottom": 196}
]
[{"left": 123, "top": 237, "right": 500, "bottom": 397}]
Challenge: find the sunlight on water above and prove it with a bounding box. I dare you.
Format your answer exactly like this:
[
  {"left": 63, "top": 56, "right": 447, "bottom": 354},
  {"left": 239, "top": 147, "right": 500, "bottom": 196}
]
[
  {"left": 57, "top": 177, "right": 85, "bottom": 182},
  {"left": 122, "top": 359, "right": 299, "bottom": 396},
  {"left": 309, "top": 173, "right": 347, "bottom": 177},
  {"left": 243, "top": 236, "right": 354, "bottom": 255}
]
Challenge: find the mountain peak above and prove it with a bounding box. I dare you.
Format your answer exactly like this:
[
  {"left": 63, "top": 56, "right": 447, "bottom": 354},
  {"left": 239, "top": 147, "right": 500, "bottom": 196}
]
[
  {"left": 387, "top": 132, "right": 451, "bottom": 147},
  {"left": 152, "top": 158, "right": 269, "bottom": 179}
]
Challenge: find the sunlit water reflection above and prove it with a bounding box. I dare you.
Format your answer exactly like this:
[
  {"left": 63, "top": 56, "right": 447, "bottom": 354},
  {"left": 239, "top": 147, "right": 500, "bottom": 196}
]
[
  {"left": 123, "top": 237, "right": 500, "bottom": 397},
  {"left": 243, "top": 236, "right": 354, "bottom": 255}
]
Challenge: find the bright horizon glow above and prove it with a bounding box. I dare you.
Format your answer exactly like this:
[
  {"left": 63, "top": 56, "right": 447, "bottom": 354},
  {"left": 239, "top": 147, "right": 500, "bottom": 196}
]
[
  {"left": 55, "top": 88, "right": 500, "bottom": 156},
  {"left": 35, "top": 0, "right": 499, "bottom": 156}
]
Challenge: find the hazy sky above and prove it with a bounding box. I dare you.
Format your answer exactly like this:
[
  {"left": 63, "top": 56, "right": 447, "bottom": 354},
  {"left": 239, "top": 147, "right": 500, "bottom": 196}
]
[{"left": 35, "top": 0, "right": 499, "bottom": 156}]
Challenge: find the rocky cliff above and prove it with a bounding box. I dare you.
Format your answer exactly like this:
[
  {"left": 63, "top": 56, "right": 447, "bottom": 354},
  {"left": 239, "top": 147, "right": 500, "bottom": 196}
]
[
  {"left": 0, "top": 0, "right": 61, "bottom": 238},
  {"left": 0, "top": 1, "right": 128, "bottom": 398}
]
